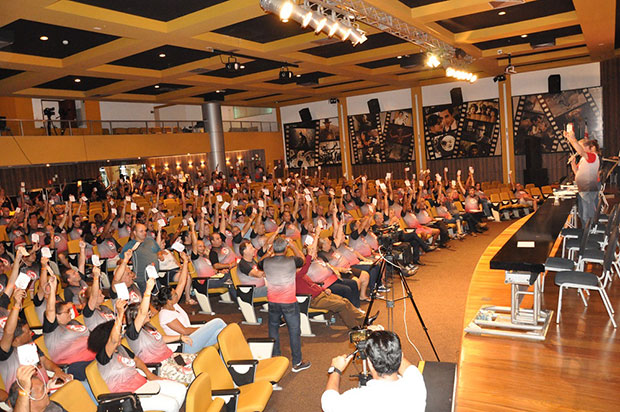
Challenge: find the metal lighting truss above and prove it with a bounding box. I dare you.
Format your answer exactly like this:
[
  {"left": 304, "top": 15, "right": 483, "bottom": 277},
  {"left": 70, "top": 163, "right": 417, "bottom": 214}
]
[{"left": 309, "top": 0, "right": 474, "bottom": 66}]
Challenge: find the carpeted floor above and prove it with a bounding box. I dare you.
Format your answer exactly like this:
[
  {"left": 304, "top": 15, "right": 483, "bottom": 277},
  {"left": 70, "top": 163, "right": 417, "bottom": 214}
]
[{"left": 186, "top": 220, "right": 512, "bottom": 412}]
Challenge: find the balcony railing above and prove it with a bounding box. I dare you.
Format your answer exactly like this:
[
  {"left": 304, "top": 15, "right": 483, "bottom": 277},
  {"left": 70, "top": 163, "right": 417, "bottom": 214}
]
[{"left": 0, "top": 119, "right": 280, "bottom": 136}]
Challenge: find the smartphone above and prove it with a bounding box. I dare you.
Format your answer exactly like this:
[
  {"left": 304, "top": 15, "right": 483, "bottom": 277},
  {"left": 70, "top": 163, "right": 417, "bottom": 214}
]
[{"left": 174, "top": 354, "right": 186, "bottom": 366}]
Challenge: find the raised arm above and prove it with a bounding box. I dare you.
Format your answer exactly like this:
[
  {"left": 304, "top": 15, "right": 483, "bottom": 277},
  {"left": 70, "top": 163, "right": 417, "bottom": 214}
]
[
  {"left": 0, "top": 289, "right": 25, "bottom": 352},
  {"left": 133, "top": 277, "right": 156, "bottom": 332},
  {"left": 45, "top": 275, "right": 58, "bottom": 324},
  {"left": 88, "top": 266, "right": 101, "bottom": 312},
  {"left": 105, "top": 300, "right": 127, "bottom": 358}
]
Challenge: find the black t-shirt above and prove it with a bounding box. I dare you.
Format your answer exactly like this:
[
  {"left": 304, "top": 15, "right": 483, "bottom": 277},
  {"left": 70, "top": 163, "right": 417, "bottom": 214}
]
[
  {"left": 43, "top": 316, "right": 58, "bottom": 334},
  {"left": 96, "top": 344, "right": 135, "bottom": 365},
  {"left": 237, "top": 259, "right": 254, "bottom": 276},
  {"left": 0, "top": 294, "right": 10, "bottom": 309}
]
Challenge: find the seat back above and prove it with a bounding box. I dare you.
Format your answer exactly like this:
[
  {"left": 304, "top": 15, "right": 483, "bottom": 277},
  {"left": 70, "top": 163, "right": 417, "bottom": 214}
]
[
  {"left": 602, "top": 228, "right": 619, "bottom": 273},
  {"left": 577, "top": 219, "right": 592, "bottom": 257},
  {"left": 217, "top": 323, "right": 254, "bottom": 363},
  {"left": 50, "top": 379, "right": 97, "bottom": 412},
  {"left": 193, "top": 346, "right": 235, "bottom": 390},
  {"left": 185, "top": 373, "right": 225, "bottom": 412},
  {"left": 85, "top": 361, "right": 110, "bottom": 399},
  {"left": 230, "top": 266, "right": 241, "bottom": 287},
  {"left": 23, "top": 302, "right": 42, "bottom": 328}
]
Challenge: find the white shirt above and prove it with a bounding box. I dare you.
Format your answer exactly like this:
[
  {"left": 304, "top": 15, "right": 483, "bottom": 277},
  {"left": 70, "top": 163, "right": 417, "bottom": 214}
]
[
  {"left": 158, "top": 303, "right": 190, "bottom": 336},
  {"left": 321, "top": 365, "right": 426, "bottom": 412}
]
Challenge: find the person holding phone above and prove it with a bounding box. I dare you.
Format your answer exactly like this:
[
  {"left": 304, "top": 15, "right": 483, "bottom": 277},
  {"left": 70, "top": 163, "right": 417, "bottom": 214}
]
[
  {"left": 87, "top": 300, "right": 187, "bottom": 412},
  {"left": 125, "top": 276, "right": 196, "bottom": 384},
  {"left": 7, "top": 365, "right": 67, "bottom": 412},
  {"left": 152, "top": 252, "right": 226, "bottom": 354}
]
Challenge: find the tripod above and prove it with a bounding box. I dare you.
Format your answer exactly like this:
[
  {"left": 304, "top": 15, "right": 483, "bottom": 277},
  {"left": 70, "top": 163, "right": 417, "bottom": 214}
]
[{"left": 363, "top": 245, "right": 440, "bottom": 361}]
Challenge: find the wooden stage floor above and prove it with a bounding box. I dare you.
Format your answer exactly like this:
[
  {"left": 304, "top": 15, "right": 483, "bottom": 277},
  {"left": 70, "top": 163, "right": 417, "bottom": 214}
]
[{"left": 457, "top": 215, "right": 620, "bottom": 411}]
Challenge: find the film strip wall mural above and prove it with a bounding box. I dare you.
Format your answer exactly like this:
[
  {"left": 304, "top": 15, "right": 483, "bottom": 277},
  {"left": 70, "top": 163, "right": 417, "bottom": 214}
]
[
  {"left": 512, "top": 87, "right": 603, "bottom": 154},
  {"left": 347, "top": 109, "right": 415, "bottom": 164},
  {"left": 284, "top": 117, "right": 341, "bottom": 168},
  {"left": 423, "top": 99, "right": 501, "bottom": 160}
]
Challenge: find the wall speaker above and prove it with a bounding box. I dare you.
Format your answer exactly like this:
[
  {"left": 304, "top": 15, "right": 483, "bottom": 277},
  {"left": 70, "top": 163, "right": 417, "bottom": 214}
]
[
  {"left": 299, "top": 108, "right": 312, "bottom": 123},
  {"left": 367, "top": 98, "right": 380, "bottom": 114},
  {"left": 548, "top": 74, "right": 561, "bottom": 94},
  {"left": 450, "top": 88, "right": 463, "bottom": 106}
]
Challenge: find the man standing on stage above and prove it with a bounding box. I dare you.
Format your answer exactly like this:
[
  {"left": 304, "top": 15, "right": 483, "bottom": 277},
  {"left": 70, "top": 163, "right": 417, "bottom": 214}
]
[
  {"left": 259, "top": 237, "right": 311, "bottom": 373},
  {"left": 564, "top": 129, "right": 600, "bottom": 225}
]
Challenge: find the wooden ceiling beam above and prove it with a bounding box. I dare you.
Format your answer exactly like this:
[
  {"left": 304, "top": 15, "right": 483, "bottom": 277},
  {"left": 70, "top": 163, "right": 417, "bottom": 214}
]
[{"left": 572, "top": 0, "right": 616, "bottom": 61}]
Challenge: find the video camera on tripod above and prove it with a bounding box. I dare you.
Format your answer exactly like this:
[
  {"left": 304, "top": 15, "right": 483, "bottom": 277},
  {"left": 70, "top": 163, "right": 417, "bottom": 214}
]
[{"left": 371, "top": 224, "right": 401, "bottom": 252}]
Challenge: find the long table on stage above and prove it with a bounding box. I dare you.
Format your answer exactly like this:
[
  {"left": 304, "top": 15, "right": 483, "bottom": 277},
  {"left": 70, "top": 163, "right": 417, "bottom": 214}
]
[{"left": 464, "top": 197, "right": 574, "bottom": 340}]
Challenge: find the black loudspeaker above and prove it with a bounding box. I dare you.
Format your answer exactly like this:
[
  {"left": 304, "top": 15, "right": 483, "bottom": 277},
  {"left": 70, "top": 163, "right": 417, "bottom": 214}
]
[
  {"left": 367, "top": 98, "right": 380, "bottom": 114},
  {"left": 450, "top": 88, "right": 463, "bottom": 106},
  {"left": 548, "top": 74, "right": 561, "bottom": 94},
  {"left": 299, "top": 108, "right": 312, "bottom": 123},
  {"left": 0, "top": 116, "right": 6, "bottom": 132},
  {"left": 524, "top": 168, "right": 548, "bottom": 187},
  {"left": 524, "top": 137, "right": 543, "bottom": 170}
]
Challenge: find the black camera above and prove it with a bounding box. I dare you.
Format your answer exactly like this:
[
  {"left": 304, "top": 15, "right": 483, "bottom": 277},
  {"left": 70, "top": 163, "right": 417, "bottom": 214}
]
[
  {"left": 372, "top": 224, "right": 401, "bottom": 251},
  {"left": 43, "top": 107, "right": 55, "bottom": 118}
]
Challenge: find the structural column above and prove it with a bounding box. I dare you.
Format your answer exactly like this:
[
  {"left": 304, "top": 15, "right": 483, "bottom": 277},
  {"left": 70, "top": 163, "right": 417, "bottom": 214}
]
[
  {"left": 202, "top": 101, "right": 226, "bottom": 173},
  {"left": 498, "top": 76, "right": 516, "bottom": 183},
  {"left": 337, "top": 99, "right": 352, "bottom": 179},
  {"left": 411, "top": 86, "right": 427, "bottom": 173}
]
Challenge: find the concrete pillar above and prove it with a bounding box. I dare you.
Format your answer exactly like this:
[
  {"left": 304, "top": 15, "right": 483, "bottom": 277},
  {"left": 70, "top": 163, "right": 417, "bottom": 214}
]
[{"left": 202, "top": 102, "right": 226, "bottom": 173}]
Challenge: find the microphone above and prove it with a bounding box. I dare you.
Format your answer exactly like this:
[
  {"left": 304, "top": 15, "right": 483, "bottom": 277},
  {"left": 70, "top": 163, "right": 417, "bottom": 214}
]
[{"left": 567, "top": 153, "right": 578, "bottom": 165}]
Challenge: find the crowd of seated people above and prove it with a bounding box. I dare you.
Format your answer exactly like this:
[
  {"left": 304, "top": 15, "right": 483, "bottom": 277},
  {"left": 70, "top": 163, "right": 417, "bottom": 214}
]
[{"left": 0, "top": 164, "right": 538, "bottom": 411}]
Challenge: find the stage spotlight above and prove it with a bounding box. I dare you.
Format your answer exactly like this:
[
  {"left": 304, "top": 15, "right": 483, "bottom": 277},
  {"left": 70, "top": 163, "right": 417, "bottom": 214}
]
[
  {"left": 301, "top": 11, "right": 313, "bottom": 27},
  {"left": 279, "top": 1, "right": 294, "bottom": 22},
  {"left": 315, "top": 16, "right": 327, "bottom": 33},
  {"left": 279, "top": 66, "right": 293, "bottom": 80},
  {"left": 328, "top": 21, "right": 340, "bottom": 37},
  {"left": 225, "top": 56, "right": 241, "bottom": 72},
  {"left": 426, "top": 53, "right": 441, "bottom": 68}
]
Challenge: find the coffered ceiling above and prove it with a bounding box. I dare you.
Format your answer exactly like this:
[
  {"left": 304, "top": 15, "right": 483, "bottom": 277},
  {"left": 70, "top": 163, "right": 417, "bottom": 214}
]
[{"left": 0, "top": 0, "right": 616, "bottom": 107}]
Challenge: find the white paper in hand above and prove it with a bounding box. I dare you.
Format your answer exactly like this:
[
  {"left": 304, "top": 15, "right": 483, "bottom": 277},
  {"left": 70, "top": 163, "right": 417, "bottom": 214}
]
[
  {"left": 17, "top": 343, "right": 39, "bottom": 366},
  {"left": 146, "top": 265, "right": 159, "bottom": 279},
  {"left": 405, "top": 180, "right": 410, "bottom": 187},
  {"left": 193, "top": 189, "right": 199, "bottom": 196},
  {"left": 130, "top": 202, "right": 137, "bottom": 211},
  {"left": 15, "top": 272, "right": 31, "bottom": 290},
  {"left": 69, "top": 195, "right": 76, "bottom": 203},
  {"left": 41, "top": 247, "right": 52, "bottom": 259},
  {"left": 386, "top": 172, "right": 391, "bottom": 179},
  {"left": 111, "top": 208, "right": 117, "bottom": 215},
  {"left": 341, "top": 189, "right": 347, "bottom": 195},
  {"left": 91, "top": 255, "right": 101, "bottom": 267},
  {"left": 258, "top": 200, "right": 264, "bottom": 208},
  {"left": 157, "top": 218, "right": 166, "bottom": 228},
  {"left": 201, "top": 206, "right": 208, "bottom": 215},
  {"left": 125, "top": 196, "right": 131, "bottom": 202},
  {"left": 216, "top": 195, "right": 223, "bottom": 202},
  {"left": 221, "top": 201, "right": 230, "bottom": 211},
  {"left": 171, "top": 241, "right": 184, "bottom": 252},
  {"left": 232, "top": 200, "right": 238, "bottom": 207},
  {"left": 305, "top": 194, "right": 312, "bottom": 202},
  {"left": 304, "top": 236, "right": 314, "bottom": 246},
  {"left": 81, "top": 196, "right": 88, "bottom": 203},
  {"left": 31, "top": 233, "right": 39, "bottom": 243},
  {"left": 379, "top": 183, "right": 387, "bottom": 191},
  {"left": 151, "top": 208, "right": 158, "bottom": 214},
  {"left": 114, "top": 283, "right": 130, "bottom": 300}
]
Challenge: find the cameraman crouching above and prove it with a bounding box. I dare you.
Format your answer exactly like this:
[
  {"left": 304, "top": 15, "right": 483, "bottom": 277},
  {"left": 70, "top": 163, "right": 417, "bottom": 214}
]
[{"left": 321, "top": 330, "right": 426, "bottom": 411}]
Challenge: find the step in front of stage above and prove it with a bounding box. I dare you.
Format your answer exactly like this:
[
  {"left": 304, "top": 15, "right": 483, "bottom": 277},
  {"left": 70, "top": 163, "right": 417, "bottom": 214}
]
[{"left": 419, "top": 361, "right": 457, "bottom": 412}]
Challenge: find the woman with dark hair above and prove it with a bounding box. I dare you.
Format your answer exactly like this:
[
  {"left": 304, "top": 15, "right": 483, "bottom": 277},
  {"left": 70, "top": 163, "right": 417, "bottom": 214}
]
[
  {"left": 125, "top": 271, "right": 196, "bottom": 384},
  {"left": 153, "top": 252, "right": 226, "bottom": 354},
  {"left": 87, "top": 300, "right": 186, "bottom": 412}
]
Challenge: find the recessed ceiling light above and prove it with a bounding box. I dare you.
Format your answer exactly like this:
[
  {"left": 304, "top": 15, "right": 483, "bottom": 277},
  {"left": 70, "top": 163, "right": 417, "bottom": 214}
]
[
  {"left": 93, "top": 26, "right": 102, "bottom": 30},
  {"left": 498, "top": 11, "right": 506, "bottom": 15},
  {"left": 154, "top": 85, "right": 160, "bottom": 88},
  {"left": 296, "top": 74, "right": 301, "bottom": 77},
  {"left": 158, "top": 53, "right": 166, "bottom": 58},
  {"left": 397, "top": 55, "right": 402, "bottom": 59},
  {"left": 74, "top": 78, "right": 81, "bottom": 83},
  {"left": 239, "top": 65, "right": 245, "bottom": 69},
  {"left": 40, "top": 36, "right": 48, "bottom": 41},
  {"left": 62, "top": 40, "right": 69, "bottom": 45},
  {"left": 521, "top": 34, "right": 528, "bottom": 38},
  {"left": 216, "top": 90, "right": 221, "bottom": 93}
]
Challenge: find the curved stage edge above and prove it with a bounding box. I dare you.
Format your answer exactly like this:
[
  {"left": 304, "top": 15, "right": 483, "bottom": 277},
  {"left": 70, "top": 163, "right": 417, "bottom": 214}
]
[{"left": 456, "top": 215, "right": 620, "bottom": 411}]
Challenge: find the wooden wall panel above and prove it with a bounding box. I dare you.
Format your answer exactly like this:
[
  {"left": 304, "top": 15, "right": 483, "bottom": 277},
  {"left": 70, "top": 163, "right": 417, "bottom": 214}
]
[
  {"left": 514, "top": 152, "right": 570, "bottom": 185},
  {"left": 427, "top": 157, "right": 503, "bottom": 184},
  {"left": 601, "top": 56, "right": 620, "bottom": 157}
]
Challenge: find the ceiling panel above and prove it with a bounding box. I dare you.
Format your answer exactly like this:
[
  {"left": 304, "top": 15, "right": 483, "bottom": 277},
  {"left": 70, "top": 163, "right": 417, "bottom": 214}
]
[
  {"left": 213, "top": 14, "right": 313, "bottom": 43},
  {"left": 125, "top": 83, "right": 191, "bottom": 95},
  {"left": 0, "top": 19, "right": 118, "bottom": 59},
  {"left": 109, "top": 45, "right": 215, "bottom": 70},
  {"left": 194, "top": 88, "right": 246, "bottom": 101},
  {"left": 36, "top": 75, "right": 120, "bottom": 91},
  {"left": 398, "top": 0, "right": 446, "bottom": 7},
  {"left": 302, "top": 32, "right": 407, "bottom": 58},
  {"left": 266, "top": 71, "right": 333, "bottom": 85},
  {"left": 437, "top": 0, "right": 576, "bottom": 33},
  {"left": 0, "top": 68, "right": 24, "bottom": 81},
  {"left": 201, "top": 58, "right": 283, "bottom": 78},
  {"left": 72, "top": 0, "right": 228, "bottom": 22},
  {"left": 358, "top": 56, "right": 405, "bottom": 69},
  {"left": 473, "top": 25, "right": 583, "bottom": 50},
  {"left": 313, "top": 80, "right": 362, "bottom": 89},
  {"left": 244, "top": 93, "right": 281, "bottom": 101}
]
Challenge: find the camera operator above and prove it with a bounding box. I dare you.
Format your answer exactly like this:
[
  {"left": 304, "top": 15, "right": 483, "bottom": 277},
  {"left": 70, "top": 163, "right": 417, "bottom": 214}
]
[{"left": 321, "top": 330, "right": 426, "bottom": 411}]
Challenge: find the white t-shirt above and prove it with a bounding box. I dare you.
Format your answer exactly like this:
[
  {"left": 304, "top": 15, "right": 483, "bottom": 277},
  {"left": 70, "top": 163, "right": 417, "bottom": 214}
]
[
  {"left": 321, "top": 365, "right": 426, "bottom": 412},
  {"left": 158, "top": 303, "right": 190, "bottom": 336}
]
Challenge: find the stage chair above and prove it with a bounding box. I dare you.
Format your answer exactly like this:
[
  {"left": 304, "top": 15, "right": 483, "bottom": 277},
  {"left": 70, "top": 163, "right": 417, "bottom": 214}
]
[
  {"left": 50, "top": 379, "right": 97, "bottom": 412},
  {"left": 230, "top": 266, "right": 268, "bottom": 326},
  {"left": 296, "top": 295, "right": 329, "bottom": 337},
  {"left": 185, "top": 373, "right": 227, "bottom": 412},
  {"left": 193, "top": 346, "right": 273, "bottom": 412},
  {"left": 555, "top": 228, "right": 618, "bottom": 328},
  {"left": 217, "top": 323, "right": 289, "bottom": 387}
]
